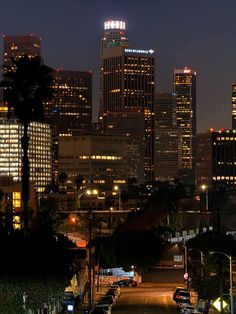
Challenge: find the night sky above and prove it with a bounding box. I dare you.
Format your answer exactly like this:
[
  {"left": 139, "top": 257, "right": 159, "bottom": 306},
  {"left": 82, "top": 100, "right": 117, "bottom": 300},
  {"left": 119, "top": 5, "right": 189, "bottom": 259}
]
[{"left": 1, "top": 0, "right": 236, "bottom": 132}]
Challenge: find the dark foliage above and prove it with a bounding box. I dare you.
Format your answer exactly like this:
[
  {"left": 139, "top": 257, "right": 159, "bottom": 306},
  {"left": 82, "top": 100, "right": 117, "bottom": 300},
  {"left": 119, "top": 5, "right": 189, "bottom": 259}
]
[{"left": 97, "top": 230, "right": 163, "bottom": 272}]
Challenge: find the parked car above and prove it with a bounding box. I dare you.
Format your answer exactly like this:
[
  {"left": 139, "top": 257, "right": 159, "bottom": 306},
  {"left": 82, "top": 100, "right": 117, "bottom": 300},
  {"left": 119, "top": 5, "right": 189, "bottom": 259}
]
[
  {"left": 175, "top": 291, "right": 190, "bottom": 304},
  {"left": 173, "top": 287, "right": 188, "bottom": 301},
  {"left": 113, "top": 279, "right": 137, "bottom": 287},
  {"left": 180, "top": 304, "right": 200, "bottom": 313}
]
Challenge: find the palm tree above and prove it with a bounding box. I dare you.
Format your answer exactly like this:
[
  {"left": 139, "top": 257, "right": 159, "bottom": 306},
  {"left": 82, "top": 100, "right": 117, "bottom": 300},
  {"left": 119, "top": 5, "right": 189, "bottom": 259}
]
[{"left": 0, "top": 55, "right": 54, "bottom": 234}]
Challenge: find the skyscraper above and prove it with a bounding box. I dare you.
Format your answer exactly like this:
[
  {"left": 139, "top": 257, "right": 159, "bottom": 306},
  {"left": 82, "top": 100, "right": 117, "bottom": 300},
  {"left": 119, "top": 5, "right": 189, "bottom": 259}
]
[
  {"left": 44, "top": 69, "right": 92, "bottom": 179},
  {"left": 102, "top": 47, "right": 155, "bottom": 181},
  {"left": 3, "top": 35, "right": 41, "bottom": 66},
  {"left": 44, "top": 70, "right": 92, "bottom": 135},
  {"left": 155, "top": 92, "right": 181, "bottom": 181},
  {"left": 173, "top": 67, "right": 196, "bottom": 179},
  {"left": 99, "top": 20, "right": 129, "bottom": 123},
  {"left": 1, "top": 35, "right": 41, "bottom": 119},
  {"left": 232, "top": 82, "right": 236, "bottom": 129}
]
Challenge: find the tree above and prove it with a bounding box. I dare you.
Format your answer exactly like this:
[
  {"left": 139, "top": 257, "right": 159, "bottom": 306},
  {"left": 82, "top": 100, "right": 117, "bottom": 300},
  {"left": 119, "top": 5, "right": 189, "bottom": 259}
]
[
  {"left": 58, "top": 172, "right": 68, "bottom": 189},
  {"left": 187, "top": 231, "right": 236, "bottom": 313},
  {"left": 0, "top": 56, "right": 54, "bottom": 234},
  {"left": 98, "top": 230, "right": 163, "bottom": 272},
  {"left": 74, "top": 174, "right": 84, "bottom": 190}
]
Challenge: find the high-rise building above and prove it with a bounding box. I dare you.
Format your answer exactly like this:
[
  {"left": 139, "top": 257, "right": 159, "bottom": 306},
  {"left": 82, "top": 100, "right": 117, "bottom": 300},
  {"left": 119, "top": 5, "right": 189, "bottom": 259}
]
[
  {"left": 173, "top": 67, "right": 197, "bottom": 176},
  {"left": 106, "top": 110, "right": 145, "bottom": 183},
  {"left": 196, "top": 129, "right": 236, "bottom": 188},
  {"left": 232, "top": 83, "right": 236, "bottom": 129},
  {"left": 44, "top": 69, "right": 92, "bottom": 180},
  {"left": 155, "top": 92, "right": 181, "bottom": 181},
  {"left": 45, "top": 70, "right": 92, "bottom": 135},
  {"left": 3, "top": 35, "right": 41, "bottom": 66},
  {"left": 99, "top": 20, "right": 129, "bottom": 122},
  {"left": 195, "top": 131, "right": 212, "bottom": 186},
  {"left": 0, "top": 120, "right": 52, "bottom": 193},
  {"left": 1, "top": 35, "right": 41, "bottom": 119},
  {"left": 102, "top": 47, "right": 155, "bottom": 181}
]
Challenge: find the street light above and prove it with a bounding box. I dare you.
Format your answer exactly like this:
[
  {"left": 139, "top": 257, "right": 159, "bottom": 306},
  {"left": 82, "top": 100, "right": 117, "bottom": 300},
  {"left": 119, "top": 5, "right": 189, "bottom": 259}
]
[
  {"left": 113, "top": 186, "right": 121, "bottom": 211},
  {"left": 210, "top": 251, "right": 234, "bottom": 314},
  {"left": 86, "top": 189, "right": 98, "bottom": 309},
  {"left": 201, "top": 184, "right": 208, "bottom": 211}
]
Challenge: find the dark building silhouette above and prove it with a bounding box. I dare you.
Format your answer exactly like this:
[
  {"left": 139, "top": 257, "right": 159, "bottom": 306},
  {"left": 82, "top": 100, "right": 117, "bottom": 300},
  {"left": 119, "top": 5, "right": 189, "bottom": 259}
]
[
  {"left": 196, "top": 129, "right": 236, "bottom": 188},
  {"left": 232, "top": 83, "right": 236, "bottom": 129},
  {"left": 155, "top": 92, "right": 181, "bottom": 181}
]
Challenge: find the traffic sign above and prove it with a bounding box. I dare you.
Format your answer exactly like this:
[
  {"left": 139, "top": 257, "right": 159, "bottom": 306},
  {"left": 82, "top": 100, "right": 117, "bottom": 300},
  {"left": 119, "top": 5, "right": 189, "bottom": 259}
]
[
  {"left": 213, "top": 297, "right": 228, "bottom": 312},
  {"left": 184, "top": 272, "right": 189, "bottom": 280}
]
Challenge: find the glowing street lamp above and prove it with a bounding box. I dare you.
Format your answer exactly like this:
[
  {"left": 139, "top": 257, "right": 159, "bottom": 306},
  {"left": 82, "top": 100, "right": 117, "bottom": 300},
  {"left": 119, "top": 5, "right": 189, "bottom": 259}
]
[{"left": 113, "top": 186, "right": 121, "bottom": 211}]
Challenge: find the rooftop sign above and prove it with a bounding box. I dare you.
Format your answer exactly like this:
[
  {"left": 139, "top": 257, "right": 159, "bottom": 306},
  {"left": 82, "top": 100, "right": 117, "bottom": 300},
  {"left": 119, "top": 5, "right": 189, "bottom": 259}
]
[
  {"left": 104, "top": 20, "right": 126, "bottom": 30},
  {"left": 124, "top": 48, "right": 154, "bottom": 54}
]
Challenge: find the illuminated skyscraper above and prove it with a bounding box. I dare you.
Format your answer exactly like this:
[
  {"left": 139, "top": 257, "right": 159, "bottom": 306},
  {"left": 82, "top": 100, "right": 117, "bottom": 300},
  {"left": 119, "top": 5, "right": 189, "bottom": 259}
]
[
  {"left": 99, "top": 20, "right": 129, "bottom": 123},
  {"left": 0, "top": 120, "right": 51, "bottom": 193},
  {"left": 45, "top": 70, "right": 92, "bottom": 135},
  {"left": 102, "top": 47, "right": 155, "bottom": 181},
  {"left": 174, "top": 68, "right": 196, "bottom": 176},
  {"left": 232, "top": 83, "right": 236, "bottom": 129},
  {"left": 44, "top": 69, "right": 92, "bottom": 179},
  {"left": 3, "top": 35, "right": 41, "bottom": 66}
]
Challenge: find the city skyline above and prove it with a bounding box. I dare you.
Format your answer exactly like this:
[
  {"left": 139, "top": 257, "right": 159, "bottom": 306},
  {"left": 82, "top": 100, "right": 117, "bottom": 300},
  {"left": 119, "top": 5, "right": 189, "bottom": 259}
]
[{"left": 1, "top": 0, "right": 236, "bottom": 132}]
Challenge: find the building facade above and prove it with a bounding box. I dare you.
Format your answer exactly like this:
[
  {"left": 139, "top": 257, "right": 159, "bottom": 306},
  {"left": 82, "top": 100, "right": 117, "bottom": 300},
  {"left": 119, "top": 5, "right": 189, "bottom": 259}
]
[
  {"left": 102, "top": 47, "right": 155, "bottom": 181},
  {"left": 45, "top": 70, "right": 92, "bottom": 136},
  {"left": 232, "top": 83, "right": 236, "bottom": 129},
  {"left": 106, "top": 110, "right": 145, "bottom": 183},
  {"left": 3, "top": 35, "right": 41, "bottom": 66},
  {"left": 155, "top": 92, "right": 181, "bottom": 181},
  {"left": 58, "top": 134, "right": 129, "bottom": 192},
  {"left": 196, "top": 129, "right": 236, "bottom": 188},
  {"left": 0, "top": 120, "right": 52, "bottom": 193},
  {"left": 173, "top": 68, "right": 196, "bottom": 177},
  {"left": 44, "top": 69, "right": 92, "bottom": 180},
  {"left": 1, "top": 35, "right": 41, "bottom": 119}
]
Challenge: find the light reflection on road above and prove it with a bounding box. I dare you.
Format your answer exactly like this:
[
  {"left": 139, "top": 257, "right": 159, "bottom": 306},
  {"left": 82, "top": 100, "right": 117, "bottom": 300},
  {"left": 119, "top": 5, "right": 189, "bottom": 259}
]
[{"left": 112, "top": 283, "right": 180, "bottom": 314}]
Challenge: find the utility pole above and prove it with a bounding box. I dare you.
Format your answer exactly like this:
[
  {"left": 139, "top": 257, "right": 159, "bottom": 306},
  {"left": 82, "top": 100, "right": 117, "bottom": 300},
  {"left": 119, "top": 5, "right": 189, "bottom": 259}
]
[{"left": 88, "top": 207, "right": 92, "bottom": 309}]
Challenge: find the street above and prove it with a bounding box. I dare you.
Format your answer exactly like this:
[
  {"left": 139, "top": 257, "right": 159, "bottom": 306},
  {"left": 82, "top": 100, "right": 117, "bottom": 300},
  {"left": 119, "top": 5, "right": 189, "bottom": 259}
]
[{"left": 112, "top": 283, "right": 178, "bottom": 314}]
